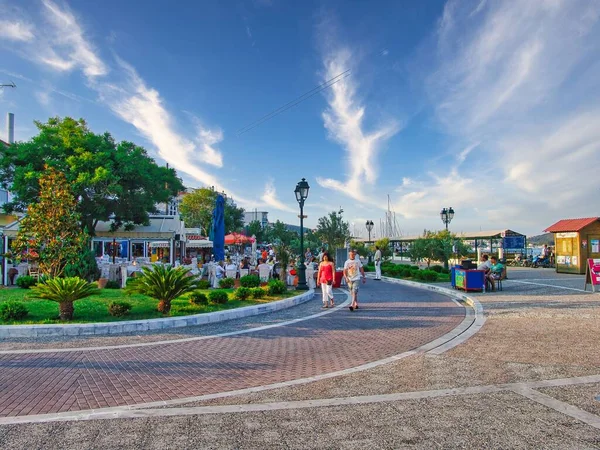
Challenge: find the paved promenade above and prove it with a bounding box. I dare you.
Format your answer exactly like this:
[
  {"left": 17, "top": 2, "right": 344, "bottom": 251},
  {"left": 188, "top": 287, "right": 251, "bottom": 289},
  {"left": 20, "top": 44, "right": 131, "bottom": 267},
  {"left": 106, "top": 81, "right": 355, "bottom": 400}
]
[{"left": 1, "top": 268, "right": 599, "bottom": 449}]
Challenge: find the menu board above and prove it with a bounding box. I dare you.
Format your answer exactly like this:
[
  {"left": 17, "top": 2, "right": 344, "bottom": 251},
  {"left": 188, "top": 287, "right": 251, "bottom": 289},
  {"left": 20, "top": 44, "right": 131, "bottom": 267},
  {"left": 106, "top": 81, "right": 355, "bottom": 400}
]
[
  {"left": 584, "top": 258, "right": 600, "bottom": 292},
  {"left": 592, "top": 239, "right": 600, "bottom": 253}
]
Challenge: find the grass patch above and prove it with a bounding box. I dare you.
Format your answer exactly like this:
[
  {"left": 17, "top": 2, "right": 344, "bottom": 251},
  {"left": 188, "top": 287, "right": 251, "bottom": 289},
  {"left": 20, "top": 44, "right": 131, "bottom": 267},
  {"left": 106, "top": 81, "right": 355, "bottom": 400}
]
[{"left": 0, "top": 288, "right": 297, "bottom": 325}]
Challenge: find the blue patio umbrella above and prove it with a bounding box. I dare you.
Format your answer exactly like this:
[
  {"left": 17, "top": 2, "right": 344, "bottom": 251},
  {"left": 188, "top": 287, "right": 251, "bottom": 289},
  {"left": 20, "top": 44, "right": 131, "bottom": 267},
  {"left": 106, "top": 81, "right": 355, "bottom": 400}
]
[{"left": 211, "top": 194, "right": 225, "bottom": 262}]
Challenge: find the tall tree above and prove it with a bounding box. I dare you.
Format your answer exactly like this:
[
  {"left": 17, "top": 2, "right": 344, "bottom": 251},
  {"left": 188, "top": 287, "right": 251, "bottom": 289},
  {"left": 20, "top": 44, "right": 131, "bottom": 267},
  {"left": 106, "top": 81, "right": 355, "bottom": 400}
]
[
  {"left": 269, "top": 220, "right": 295, "bottom": 280},
  {"left": 245, "top": 220, "right": 264, "bottom": 243},
  {"left": 0, "top": 117, "right": 184, "bottom": 234},
  {"left": 315, "top": 209, "right": 351, "bottom": 257},
  {"left": 179, "top": 188, "right": 245, "bottom": 234},
  {"left": 12, "top": 167, "right": 88, "bottom": 278}
]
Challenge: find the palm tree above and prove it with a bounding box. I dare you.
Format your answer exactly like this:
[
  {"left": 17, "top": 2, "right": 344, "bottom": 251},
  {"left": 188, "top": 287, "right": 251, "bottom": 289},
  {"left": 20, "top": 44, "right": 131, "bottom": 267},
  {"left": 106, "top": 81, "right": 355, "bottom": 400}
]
[
  {"left": 126, "top": 265, "right": 200, "bottom": 315},
  {"left": 30, "top": 277, "right": 100, "bottom": 321}
]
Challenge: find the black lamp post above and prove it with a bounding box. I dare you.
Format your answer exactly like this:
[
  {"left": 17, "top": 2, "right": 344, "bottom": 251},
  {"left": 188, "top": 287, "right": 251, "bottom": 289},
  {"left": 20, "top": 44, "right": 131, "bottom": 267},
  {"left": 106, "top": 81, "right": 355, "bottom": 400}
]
[
  {"left": 440, "top": 207, "right": 455, "bottom": 231},
  {"left": 365, "top": 220, "right": 374, "bottom": 244},
  {"left": 294, "top": 178, "right": 310, "bottom": 291}
]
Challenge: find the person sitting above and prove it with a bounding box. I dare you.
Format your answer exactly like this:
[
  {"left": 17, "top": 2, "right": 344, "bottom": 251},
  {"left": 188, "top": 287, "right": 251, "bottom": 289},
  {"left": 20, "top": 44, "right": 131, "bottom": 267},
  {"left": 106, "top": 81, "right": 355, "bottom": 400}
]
[
  {"left": 239, "top": 257, "right": 250, "bottom": 270},
  {"left": 225, "top": 258, "right": 237, "bottom": 272},
  {"left": 478, "top": 254, "right": 492, "bottom": 272},
  {"left": 257, "top": 258, "right": 272, "bottom": 281},
  {"left": 488, "top": 256, "right": 505, "bottom": 291}
]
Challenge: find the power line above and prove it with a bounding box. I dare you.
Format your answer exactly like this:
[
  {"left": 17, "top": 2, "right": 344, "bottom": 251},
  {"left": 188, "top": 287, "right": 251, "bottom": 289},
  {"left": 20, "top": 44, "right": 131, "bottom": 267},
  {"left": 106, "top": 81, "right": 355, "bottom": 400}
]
[{"left": 236, "top": 69, "right": 351, "bottom": 136}]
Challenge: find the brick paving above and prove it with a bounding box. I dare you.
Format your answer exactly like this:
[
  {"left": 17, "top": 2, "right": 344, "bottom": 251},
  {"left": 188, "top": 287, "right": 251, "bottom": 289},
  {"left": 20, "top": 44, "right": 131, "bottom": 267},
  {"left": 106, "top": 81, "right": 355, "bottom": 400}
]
[{"left": 0, "top": 282, "right": 464, "bottom": 417}]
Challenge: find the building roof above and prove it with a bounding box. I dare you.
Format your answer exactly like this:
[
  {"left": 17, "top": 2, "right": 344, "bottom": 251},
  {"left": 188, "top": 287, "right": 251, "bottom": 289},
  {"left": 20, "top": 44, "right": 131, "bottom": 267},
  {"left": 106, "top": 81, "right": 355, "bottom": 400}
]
[{"left": 544, "top": 217, "right": 599, "bottom": 233}]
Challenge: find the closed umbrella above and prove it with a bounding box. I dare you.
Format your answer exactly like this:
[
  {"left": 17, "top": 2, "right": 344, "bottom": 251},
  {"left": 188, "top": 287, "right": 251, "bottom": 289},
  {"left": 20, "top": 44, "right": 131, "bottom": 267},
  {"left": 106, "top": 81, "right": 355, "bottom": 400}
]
[{"left": 212, "top": 194, "right": 225, "bottom": 261}]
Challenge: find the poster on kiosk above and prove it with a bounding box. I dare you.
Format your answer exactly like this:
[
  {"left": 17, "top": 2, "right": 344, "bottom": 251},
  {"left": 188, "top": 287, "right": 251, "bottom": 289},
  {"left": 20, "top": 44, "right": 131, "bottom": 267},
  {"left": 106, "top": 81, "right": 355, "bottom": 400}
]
[{"left": 584, "top": 259, "right": 600, "bottom": 292}]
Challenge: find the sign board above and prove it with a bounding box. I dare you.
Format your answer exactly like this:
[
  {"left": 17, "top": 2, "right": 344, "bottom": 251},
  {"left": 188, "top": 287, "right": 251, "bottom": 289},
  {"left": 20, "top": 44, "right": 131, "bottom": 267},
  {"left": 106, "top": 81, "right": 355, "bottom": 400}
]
[
  {"left": 455, "top": 270, "right": 466, "bottom": 289},
  {"left": 592, "top": 239, "right": 600, "bottom": 253},
  {"left": 584, "top": 258, "right": 600, "bottom": 292},
  {"left": 502, "top": 236, "right": 525, "bottom": 249},
  {"left": 557, "top": 232, "right": 578, "bottom": 238}
]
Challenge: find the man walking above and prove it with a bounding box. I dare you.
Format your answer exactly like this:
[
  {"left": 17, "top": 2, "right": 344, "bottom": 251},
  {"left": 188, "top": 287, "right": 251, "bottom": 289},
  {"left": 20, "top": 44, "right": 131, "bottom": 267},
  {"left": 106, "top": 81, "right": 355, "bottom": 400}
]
[
  {"left": 374, "top": 245, "right": 382, "bottom": 280},
  {"left": 344, "top": 249, "right": 366, "bottom": 311}
]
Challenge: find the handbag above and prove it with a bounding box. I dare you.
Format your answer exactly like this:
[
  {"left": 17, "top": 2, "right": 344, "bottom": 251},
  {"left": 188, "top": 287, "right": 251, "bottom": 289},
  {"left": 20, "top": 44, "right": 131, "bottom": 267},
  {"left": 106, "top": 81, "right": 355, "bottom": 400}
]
[{"left": 326, "top": 279, "right": 333, "bottom": 285}]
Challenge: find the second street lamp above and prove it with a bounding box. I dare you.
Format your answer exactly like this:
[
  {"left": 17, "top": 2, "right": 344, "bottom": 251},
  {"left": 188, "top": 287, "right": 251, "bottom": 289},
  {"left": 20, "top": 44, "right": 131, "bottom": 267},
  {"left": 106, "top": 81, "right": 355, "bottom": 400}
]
[
  {"left": 365, "top": 220, "right": 374, "bottom": 244},
  {"left": 440, "top": 207, "right": 455, "bottom": 231},
  {"left": 294, "top": 178, "right": 310, "bottom": 291}
]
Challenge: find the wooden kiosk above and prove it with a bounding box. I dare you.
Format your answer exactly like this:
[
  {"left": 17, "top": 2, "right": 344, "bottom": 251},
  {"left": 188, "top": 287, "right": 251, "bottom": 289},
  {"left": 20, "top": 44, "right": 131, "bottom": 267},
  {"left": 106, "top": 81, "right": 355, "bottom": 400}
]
[{"left": 544, "top": 217, "right": 600, "bottom": 274}]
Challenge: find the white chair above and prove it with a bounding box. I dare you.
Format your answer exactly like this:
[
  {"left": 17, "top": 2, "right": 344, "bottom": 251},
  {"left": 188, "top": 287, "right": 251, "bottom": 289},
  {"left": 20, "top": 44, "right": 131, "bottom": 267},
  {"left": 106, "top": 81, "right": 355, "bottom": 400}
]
[
  {"left": 305, "top": 268, "right": 315, "bottom": 289},
  {"left": 239, "top": 269, "right": 249, "bottom": 277},
  {"left": 286, "top": 269, "right": 295, "bottom": 286},
  {"left": 258, "top": 266, "right": 271, "bottom": 282},
  {"left": 226, "top": 269, "right": 237, "bottom": 279}
]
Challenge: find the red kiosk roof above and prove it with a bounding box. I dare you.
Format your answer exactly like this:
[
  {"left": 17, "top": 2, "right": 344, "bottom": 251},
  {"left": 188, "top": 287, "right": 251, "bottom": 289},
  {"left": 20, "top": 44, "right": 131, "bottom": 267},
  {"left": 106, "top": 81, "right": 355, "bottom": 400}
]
[{"left": 544, "top": 217, "right": 599, "bottom": 233}]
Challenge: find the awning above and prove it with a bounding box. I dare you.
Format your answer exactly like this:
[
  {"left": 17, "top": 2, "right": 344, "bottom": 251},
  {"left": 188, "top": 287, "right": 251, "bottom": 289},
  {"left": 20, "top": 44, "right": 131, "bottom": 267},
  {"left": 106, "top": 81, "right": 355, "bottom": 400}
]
[
  {"left": 149, "top": 241, "right": 170, "bottom": 248},
  {"left": 186, "top": 240, "right": 213, "bottom": 248}
]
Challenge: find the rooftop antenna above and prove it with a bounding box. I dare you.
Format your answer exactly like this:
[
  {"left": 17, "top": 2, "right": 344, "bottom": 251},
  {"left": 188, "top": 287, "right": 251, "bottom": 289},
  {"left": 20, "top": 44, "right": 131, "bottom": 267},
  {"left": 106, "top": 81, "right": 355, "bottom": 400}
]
[{"left": 0, "top": 82, "right": 16, "bottom": 89}]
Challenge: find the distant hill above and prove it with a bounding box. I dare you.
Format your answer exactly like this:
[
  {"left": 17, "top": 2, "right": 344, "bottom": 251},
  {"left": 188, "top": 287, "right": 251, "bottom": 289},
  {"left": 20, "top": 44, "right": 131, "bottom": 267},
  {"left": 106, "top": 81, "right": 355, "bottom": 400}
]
[{"left": 528, "top": 232, "right": 554, "bottom": 246}]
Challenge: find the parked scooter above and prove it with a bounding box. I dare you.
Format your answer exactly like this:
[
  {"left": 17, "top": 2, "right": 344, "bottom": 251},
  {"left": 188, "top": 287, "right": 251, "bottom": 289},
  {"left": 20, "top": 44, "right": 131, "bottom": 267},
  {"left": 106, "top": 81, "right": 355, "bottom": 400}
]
[{"left": 532, "top": 255, "right": 552, "bottom": 268}]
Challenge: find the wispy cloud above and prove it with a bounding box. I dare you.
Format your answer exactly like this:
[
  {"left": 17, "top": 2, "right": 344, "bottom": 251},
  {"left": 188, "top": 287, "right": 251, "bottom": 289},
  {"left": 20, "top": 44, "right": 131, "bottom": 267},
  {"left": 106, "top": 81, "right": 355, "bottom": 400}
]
[
  {"left": 193, "top": 121, "right": 224, "bottom": 168},
  {"left": 260, "top": 179, "right": 295, "bottom": 212},
  {"left": 396, "top": 0, "right": 600, "bottom": 231},
  {"left": 34, "top": 90, "right": 51, "bottom": 107},
  {"left": 316, "top": 47, "right": 401, "bottom": 202},
  {"left": 0, "top": 20, "right": 34, "bottom": 42}
]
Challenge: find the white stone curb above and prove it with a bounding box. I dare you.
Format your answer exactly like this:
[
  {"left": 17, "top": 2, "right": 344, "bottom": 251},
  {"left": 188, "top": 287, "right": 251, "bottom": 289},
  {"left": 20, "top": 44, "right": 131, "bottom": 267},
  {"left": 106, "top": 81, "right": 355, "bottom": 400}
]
[{"left": 0, "top": 290, "right": 315, "bottom": 338}]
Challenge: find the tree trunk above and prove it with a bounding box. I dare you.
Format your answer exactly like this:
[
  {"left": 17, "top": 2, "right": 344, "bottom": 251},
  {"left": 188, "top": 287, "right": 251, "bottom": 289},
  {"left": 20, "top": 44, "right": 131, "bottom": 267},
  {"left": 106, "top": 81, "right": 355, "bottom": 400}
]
[
  {"left": 157, "top": 299, "right": 171, "bottom": 315},
  {"left": 59, "top": 302, "right": 74, "bottom": 321}
]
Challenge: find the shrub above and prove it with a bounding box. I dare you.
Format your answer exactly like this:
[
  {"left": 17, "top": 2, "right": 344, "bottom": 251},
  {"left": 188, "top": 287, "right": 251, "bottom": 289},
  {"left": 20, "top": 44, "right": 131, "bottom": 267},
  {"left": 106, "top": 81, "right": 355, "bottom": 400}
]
[
  {"left": 30, "top": 277, "right": 99, "bottom": 321},
  {"left": 234, "top": 287, "right": 251, "bottom": 300},
  {"left": 430, "top": 265, "right": 444, "bottom": 273},
  {"left": 209, "top": 289, "right": 229, "bottom": 304},
  {"left": 104, "top": 280, "right": 121, "bottom": 289},
  {"left": 64, "top": 248, "right": 100, "bottom": 282},
  {"left": 197, "top": 279, "right": 211, "bottom": 290},
  {"left": 16, "top": 275, "right": 37, "bottom": 289},
  {"left": 125, "top": 265, "right": 201, "bottom": 315},
  {"left": 250, "top": 288, "right": 265, "bottom": 299},
  {"left": 189, "top": 291, "right": 208, "bottom": 305},
  {"left": 267, "top": 279, "right": 286, "bottom": 295},
  {"left": 219, "top": 278, "right": 235, "bottom": 289},
  {"left": 418, "top": 269, "right": 438, "bottom": 282},
  {"left": 0, "top": 301, "right": 28, "bottom": 321},
  {"left": 400, "top": 268, "right": 413, "bottom": 278},
  {"left": 108, "top": 300, "right": 132, "bottom": 317},
  {"left": 441, "top": 267, "right": 450, "bottom": 275},
  {"left": 239, "top": 274, "right": 261, "bottom": 288}
]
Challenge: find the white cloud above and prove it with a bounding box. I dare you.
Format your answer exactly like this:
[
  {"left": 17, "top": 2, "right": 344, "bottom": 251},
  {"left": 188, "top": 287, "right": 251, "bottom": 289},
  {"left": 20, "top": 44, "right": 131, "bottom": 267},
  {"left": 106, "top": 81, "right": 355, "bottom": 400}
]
[
  {"left": 260, "top": 179, "right": 295, "bottom": 212},
  {"left": 396, "top": 0, "right": 600, "bottom": 233},
  {"left": 35, "top": 90, "right": 51, "bottom": 107},
  {"left": 194, "top": 123, "right": 224, "bottom": 168},
  {"left": 0, "top": 20, "right": 34, "bottom": 42},
  {"left": 316, "top": 48, "right": 401, "bottom": 202}
]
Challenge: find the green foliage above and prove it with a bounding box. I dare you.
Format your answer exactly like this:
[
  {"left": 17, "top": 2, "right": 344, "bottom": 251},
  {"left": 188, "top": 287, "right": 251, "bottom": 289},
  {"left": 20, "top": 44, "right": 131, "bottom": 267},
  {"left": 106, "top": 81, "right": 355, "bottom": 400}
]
[
  {"left": 430, "top": 265, "right": 444, "bottom": 273},
  {"left": 64, "top": 246, "right": 100, "bottom": 281},
  {"left": 267, "top": 279, "right": 286, "bottom": 295},
  {"left": 189, "top": 291, "right": 208, "bottom": 305},
  {"left": 104, "top": 280, "right": 121, "bottom": 289},
  {"left": 0, "top": 301, "right": 29, "bottom": 321},
  {"left": 350, "top": 240, "right": 369, "bottom": 258},
  {"left": 240, "top": 274, "right": 261, "bottom": 288},
  {"left": 125, "top": 265, "right": 200, "bottom": 315},
  {"left": 268, "top": 220, "right": 295, "bottom": 280},
  {"left": 414, "top": 269, "right": 439, "bottom": 282},
  {"left": 179, "top": 187, "right": 245, "bottom": 234},
  {"left": 197, "top": 279, "right": 211, "bottom": 290},
  {"left": 0, "top": 117, "right": 184, "bottom": 233},
  {"left": 374, "top": 238, "right": 393, "bottom": 261},
  {"left": 245, "top": 220, "right": 264, "bottom": 243},
  {"left": 407, "top": 230, "right": 470, "bottom": 269},
  {"left": 234, "top": 287, "right": 251, "bottom": 300},
  {"left": 315, "top": 209, "right": 351, "bottom": 257},
  {"left": 219, "top": 277, "right": 235, "bottom": 289},
  {"left": 30, "top": 277, "right": 100, "bottom": 320},
  {"left": 16, "top": 275, "right": 37, "bottom": 289},
  {"left": 108, "top": 300, "right": 132, "bottom": 317},
  {"left": 208, "top": 290, "right": 229, "bottom": 304},
  {"left": 250, "top": 288, "right": 265, "bottom": 299},
  {"left": 12, "top": 167, "right": 89, "bottom": 278}
]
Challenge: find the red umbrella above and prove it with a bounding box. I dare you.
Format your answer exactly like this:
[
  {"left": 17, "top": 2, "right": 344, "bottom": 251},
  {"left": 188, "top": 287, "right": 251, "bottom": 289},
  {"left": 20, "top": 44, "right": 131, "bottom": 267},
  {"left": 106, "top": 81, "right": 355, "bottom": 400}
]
[{"left": 224, "top": 233, "right": 255, "bottom": 245}]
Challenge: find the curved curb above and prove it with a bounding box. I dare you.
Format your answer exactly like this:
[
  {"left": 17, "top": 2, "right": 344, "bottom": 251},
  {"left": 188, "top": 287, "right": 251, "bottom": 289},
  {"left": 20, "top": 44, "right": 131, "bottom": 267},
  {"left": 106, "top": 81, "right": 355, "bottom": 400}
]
[{"left": 0, "top": 290, "right": 315, "bottom": 338}]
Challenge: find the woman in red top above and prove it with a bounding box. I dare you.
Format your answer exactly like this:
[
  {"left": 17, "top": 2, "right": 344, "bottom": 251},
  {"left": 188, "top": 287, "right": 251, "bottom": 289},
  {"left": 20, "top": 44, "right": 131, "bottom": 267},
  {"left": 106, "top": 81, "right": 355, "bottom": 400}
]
[{"left": 317, "top": 252, "right": 335, "bottom": 308}]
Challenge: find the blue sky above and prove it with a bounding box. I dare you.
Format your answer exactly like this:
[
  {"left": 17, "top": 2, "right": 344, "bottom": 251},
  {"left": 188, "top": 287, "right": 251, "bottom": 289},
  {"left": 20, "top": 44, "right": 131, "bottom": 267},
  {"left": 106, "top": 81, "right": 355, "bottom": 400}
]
[{"left": 1, "top": 0, "right": 599, "bottom": 237}]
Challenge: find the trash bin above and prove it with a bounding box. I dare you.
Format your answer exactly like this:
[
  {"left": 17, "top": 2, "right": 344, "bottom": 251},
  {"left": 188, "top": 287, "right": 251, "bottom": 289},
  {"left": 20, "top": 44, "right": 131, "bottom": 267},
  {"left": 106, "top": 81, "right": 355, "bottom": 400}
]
[{"left": 333, "top": 270, "right": 344, "bottom": 288}]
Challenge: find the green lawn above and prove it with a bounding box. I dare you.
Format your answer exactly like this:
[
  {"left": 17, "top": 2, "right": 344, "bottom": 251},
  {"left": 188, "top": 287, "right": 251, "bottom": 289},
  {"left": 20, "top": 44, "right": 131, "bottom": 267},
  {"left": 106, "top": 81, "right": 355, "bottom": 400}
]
[{"left": 0, "top": 288, "right": 297, "bottom": 325}]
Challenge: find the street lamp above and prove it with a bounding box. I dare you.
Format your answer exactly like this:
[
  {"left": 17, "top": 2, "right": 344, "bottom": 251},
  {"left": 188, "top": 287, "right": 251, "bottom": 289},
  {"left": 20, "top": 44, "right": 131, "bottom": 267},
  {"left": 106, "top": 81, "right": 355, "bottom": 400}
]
[
  {"left": 294, "top": 178, "right": 310, "bottom": 291},
  {"left": 365, "top": 220, "right": 374, "bottom": 244},
  {"left": 440, "top": 207, "right": 455, "bottom": 231}
]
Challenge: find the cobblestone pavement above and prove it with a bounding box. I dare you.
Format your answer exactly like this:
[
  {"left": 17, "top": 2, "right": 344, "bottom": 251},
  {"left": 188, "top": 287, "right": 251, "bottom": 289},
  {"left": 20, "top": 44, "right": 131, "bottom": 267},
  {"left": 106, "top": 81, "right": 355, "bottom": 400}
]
[{"left": 0, "top": 281, "right": 464, "bottom": 418}]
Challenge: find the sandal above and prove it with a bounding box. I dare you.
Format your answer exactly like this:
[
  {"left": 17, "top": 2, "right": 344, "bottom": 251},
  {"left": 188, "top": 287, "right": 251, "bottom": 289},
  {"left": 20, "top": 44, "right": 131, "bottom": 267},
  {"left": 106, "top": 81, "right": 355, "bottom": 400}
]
[{"left": 322, "top": 304, "right": 328, "bottom": 308}]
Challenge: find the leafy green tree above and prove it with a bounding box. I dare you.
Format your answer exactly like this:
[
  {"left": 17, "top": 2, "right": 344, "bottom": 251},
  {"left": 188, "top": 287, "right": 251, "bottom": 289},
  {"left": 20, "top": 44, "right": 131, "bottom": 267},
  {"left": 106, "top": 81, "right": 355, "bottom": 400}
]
[
  {"left": 179, "top": 188, "right": 245, "bottom": 234},
  {"left": 407, "top": 230, "right": 469, "bottom": 268},
  {"left": 350, "top": 240, "right": 369, "bottom": 258},
  {"left": 315, "top": 209, "right": 351, "bottom": 257},
  {"left": 12, "top": 167, "right": 89, "bottom": 278},
  {"left": 245, "top": 220, "right": 264, "bottom": 243},
  {"left": 374, "top": 237, "right": 393, "bottom": 261},
  {"left": 268, "top": 220, "right": 295, "bottom": 280},
  {"left": 0, "top": 117, "right": 184, "bottom": 234},
  {"left": 126, "top": 265, "right": 200, "bottom": 315},
  {"left": 31, "top": 277, "right": 100, "bottom": 321}
]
